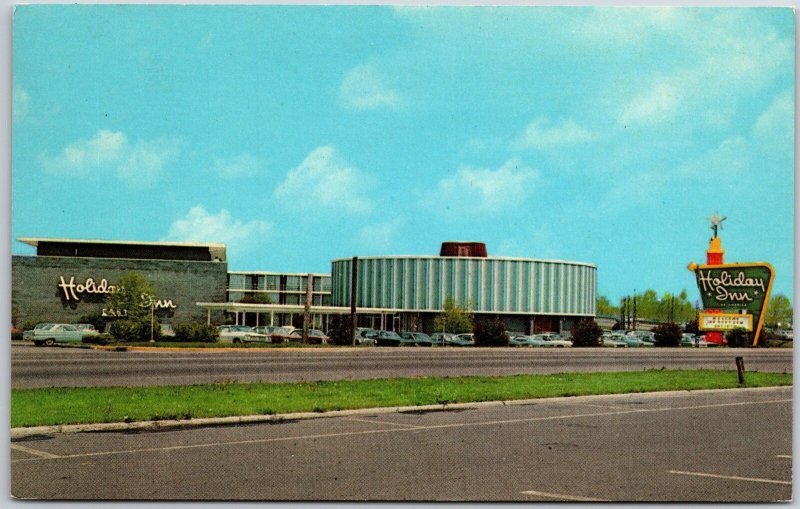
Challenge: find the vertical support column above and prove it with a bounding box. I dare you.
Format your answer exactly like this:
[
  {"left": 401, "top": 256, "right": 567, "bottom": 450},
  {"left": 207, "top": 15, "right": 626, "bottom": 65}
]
[
  {"left": 302, "top": 274, "right": 312, "bottom": 343},
  {"left": 350, "top": 257, "right": 358, "bottom": 346},
  {"left": 705, "top": 237, "right": 725, "bottom": 344}
]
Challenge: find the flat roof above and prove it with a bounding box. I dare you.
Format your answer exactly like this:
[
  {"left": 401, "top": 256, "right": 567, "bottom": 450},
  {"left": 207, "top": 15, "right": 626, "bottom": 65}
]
[
  {"left": 331, "top": 255, "right": 597, "bottom": 269},
  {"left": 18, "top": 237, "right": 226, "bottom": 249}
]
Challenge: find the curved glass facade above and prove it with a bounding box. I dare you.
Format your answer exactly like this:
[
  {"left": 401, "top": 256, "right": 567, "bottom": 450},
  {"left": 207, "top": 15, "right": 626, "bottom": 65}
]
[{"left": 331, "top": 256, "right": 596, "bottom": 316}]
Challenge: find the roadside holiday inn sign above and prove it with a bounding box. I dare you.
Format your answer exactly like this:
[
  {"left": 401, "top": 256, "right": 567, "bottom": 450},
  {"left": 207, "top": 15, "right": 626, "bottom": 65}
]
[{"left": 688, "top": 213, "right": 774, "bottom": 346}]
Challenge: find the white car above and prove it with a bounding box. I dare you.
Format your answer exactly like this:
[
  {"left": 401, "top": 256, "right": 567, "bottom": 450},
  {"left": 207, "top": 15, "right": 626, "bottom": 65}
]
[
  {"left": 217, "top": 325, "right": 268, "bottom": 344},
  {"left": 535, "top": 334, "right": 572, "bottom": 347}
]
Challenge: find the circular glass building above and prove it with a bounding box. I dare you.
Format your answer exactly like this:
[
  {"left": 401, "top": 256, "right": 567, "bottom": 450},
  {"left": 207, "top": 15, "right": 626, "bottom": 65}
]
[{"left": 331, "top": 243, "right": 596, "bottom": 334}]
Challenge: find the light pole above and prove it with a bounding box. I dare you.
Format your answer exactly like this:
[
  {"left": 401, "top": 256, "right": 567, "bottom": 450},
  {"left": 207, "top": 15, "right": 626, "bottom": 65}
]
[{"left": 149, "top": 296, "right": 155, "bottom": 343}]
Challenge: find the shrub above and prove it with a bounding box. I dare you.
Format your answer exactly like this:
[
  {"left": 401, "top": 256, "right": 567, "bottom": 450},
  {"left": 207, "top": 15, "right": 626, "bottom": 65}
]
[
  {"left": 571, "top": 318, "right": 602, "bottom": 347},
  {"left": 109, "top": 319, "right": 160, "bottom": 342},
  {"left": 726, "top": 327, "right": 751, "bottom": 348},
  {"left": 473, "top": 318, "right": 509, "bottom": 347},
  {"left": 11, "top": 331, "right": 23, "bottom": 341},
  {"left": 173, "top": 322, "right": 218, "bottom": 343},
  {"left": 82, "top": 333, "right": 114, "bottom": 345},
  {"left": 21, "top": 320, "right": 44, "bottom": 332},
  {"left": 327, "top": 315, "right": 354, "bottom": 346},
  {"left": 684, "top": 318, "right": 699, "bottom": 335},
  {"left": 653, "top": 322, "right": 682, "bottom": 347}
]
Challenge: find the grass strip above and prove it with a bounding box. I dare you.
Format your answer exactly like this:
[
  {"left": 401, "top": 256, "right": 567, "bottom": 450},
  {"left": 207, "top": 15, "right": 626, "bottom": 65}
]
[{"left": 11, "top": 370, "right": 791, "bottom": 428}]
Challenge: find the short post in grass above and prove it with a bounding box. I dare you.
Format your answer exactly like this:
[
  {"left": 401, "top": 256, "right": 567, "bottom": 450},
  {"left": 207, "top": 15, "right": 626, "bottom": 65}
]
[{"left": 735, "top": 356, "right": 745, "bottom": 384}]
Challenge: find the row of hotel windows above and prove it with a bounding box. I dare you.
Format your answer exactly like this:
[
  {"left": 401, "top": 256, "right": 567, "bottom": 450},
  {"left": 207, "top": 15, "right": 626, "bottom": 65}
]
[
  {"left": 227, "top": 291, "right": 332, "bottom": 306},
  {"left": 227, "top": 273, "right": 332, "bottom": 293}
]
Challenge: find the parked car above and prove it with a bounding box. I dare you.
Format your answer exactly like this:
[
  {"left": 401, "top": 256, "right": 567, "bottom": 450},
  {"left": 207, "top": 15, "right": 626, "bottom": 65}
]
[
  {"left": 537, "top": 334, "right": 572, "bottom": 347},
  {"left": 400, "top": 331, "right": 434, "bottom": 346},
  {"left": 615, "top": 334, "right": 647, "bottom": 347},
  {"left": 252, "top": 326, "right": 295, "bottom": 343},
  {"left": 75, "top": 323, "right": 100, "bottom": 337},
  {"left": 303, "top": 329, "right": 330, "bottom": 345},
  {"left": 159, "top": 323, "right": 175, "bottom": 337},
  {"left": 509, "top": 334, "right": 547, "bottom": 347},
  {"left": 22, "top": 323, "right": 55, "bottom": 341},
  {"left": 628, "top": 330, "right": 655, "bottom": 344},
  {"left": 354, "top": 327, "right": 378, "bottom": 346},
  {"left": 374, "top": 330, "right": 413, "bottom": 346},
  {"left": 217, "top": 325, "right": 268, "bottom": 344},
  {"left": 447, "top": 333, "right": 475, "bottom": 346},
  {"left": 26, "top": 323, "right": 83, "bottom": 346},
  {"left": 428, "top": 332, "right": 455, "bottom": 346},
  {"left": 601, "top": 332, "right": 627, "bottom": 347}
]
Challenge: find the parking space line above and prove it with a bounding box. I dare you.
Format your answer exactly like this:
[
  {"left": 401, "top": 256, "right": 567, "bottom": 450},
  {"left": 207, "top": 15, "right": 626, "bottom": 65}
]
[
  {"left": 11, "top": 397, "right": 791, "bottom": 464},
  {"left": 521, "top": 489, "right": 609, "bottom": 501},
  {"left": 342, "top": 417, "right": 423, "bottom": 429},
  {"left": 10, "top": 443, "right": 61, "bottom": 459},
  {"left": 776, "top": 455, "right": 792, "bottom": 459},
  {"left": 668, "top": 470, "right": 791, "bottom": 485}
]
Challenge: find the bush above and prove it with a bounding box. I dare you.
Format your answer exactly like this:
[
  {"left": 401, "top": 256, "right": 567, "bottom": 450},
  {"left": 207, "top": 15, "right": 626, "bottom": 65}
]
[
  {"left": 327, "top": 315, "right": 354, "bottom": 346},
  {"left": 473, "top": 318, "right": 508, "bottom": 347},
  {"left": 82, "top": 333, "right": 114, "bottom": 345},
  {"left": 20, "top": 320, "right": 44, "bottom": 332},
  {"left": 653, "top": 322, "right": 682, "bottom": 347},
  {"left": 11, "top": 331, "right": 23, "bottom": 341},
  {"left": 571, "top": 318, "right": 602, "bottom": 347},
  {"left": 173, "top": 322, "right": 218, "bottom": 343},
  {"left": 684, "top": 318, "right": 699, "bottom": 335},
  {"left": 109, "top": 319, "right": 160, "bottom": 342},
  {"left": 726, "top": 327, "right": 751, "bottom": 348}
]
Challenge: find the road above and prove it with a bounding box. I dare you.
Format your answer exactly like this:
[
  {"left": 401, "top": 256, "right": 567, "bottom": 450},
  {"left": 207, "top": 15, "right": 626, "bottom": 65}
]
[
  {"left": 10, "top": 386, "right": 792, "bottom": 501},
  {"left": 11, "top": 343, "right": 792, "bottom": 388}
]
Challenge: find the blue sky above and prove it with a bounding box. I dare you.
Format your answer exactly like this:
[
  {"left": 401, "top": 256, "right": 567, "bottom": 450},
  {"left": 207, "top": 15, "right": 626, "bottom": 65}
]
[{"left": 11, "top": 6, "right": 794, "bottom": 304}]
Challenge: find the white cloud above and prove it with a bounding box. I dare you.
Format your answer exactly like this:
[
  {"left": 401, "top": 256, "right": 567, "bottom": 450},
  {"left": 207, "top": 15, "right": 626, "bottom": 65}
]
[
  {"left": 13, "top": 84, "right": 30, "bottom": 122},
  {"left": 358, "top": 217, "right": 407, "bottom": 250},
  {"left": 614, "top": 11, "right": 792, "bottom": 129},
  {"left": 40, "top": 130, "right": 180, "bottom": 186},
  {"left": 422, "top": 159, "right": 538, "bottom": 216},
  {"left": 274, "top": 146, "right": 374, "bottom": 214},
  {"left": 339, "top": 64, "right": 402, "bottom": 110},
  {"left": 162, "top": 206, "right": 272, "bottom": 248},
  {"left": 210, "top": 153, "right": 263, "bottom": 179},
  {"left": 753, "top": 92, "right": 793, "bottom": 157},
  {"left": 513, "top": 117, "right": 595, "bottom": 150},
  {"left": 618, "top": 83, "right": 680, "bottom": 127}
]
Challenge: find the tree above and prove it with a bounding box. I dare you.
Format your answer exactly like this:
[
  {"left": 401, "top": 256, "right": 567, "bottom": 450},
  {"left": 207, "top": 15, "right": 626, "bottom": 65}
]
[
  {"left": 105, "top": 272, "right": 160, "bottom": 342},
  {"left": 327, "top": 314, "right": 354, "bottom": 346},
  {"left": 473, "top": 318, "right": 508, "bottom": 346},
  {"left": 105, "top": 272, "right": 156, "bottom": 322},
  {"left": 239, "top": 293, "right": 273, "bottom": 304},
  {"left": 571, "top": 318, "right": 602, "bottom": 347},
  {"left": 434, "top": 298, "right": 473, "bottom": 334},
  {"left": 765, "top": 294, "right": 793, "bottom": 328},
  {"left": 596, "top": 296, "right": 619, "bottom": 318},
  {"left": 652, "top": 322, "right": 681, "bottom": 347}
]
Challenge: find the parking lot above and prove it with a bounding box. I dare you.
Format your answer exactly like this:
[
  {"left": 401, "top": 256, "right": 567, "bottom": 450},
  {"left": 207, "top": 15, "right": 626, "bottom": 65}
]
[{"left": 11, "top": 386, "right": 791, "bottom": 501}]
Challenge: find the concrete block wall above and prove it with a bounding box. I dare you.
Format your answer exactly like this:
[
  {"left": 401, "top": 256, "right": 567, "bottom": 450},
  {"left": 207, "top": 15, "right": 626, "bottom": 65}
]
[{"left": 12, "top": 255, "right": 228, "bottom": 327}]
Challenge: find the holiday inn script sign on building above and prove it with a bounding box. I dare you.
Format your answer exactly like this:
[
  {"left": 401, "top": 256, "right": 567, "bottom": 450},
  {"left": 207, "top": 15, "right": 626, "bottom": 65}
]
[{"left": 689, "top": 262, "right": 774, "bottom": 345}]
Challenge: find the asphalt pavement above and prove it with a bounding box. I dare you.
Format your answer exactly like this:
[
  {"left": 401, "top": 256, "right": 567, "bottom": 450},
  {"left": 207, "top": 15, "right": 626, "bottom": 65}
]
[
  {"left": 10, "top": 386, "right": 792, "bottom": 501},
  {"left": 11, "top": 343, "right": 793, "bottom": 388}
]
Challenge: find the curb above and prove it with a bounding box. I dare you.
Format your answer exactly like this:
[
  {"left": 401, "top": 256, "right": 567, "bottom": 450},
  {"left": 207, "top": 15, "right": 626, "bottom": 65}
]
[{"left": 10, "top": 386, "right": 791, "bottom": 439}]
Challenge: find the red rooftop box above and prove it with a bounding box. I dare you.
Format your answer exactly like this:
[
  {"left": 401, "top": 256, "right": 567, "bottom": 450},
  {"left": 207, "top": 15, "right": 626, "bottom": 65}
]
[{"left": 439, "top": 242, "right": 488, "bottom": 258}]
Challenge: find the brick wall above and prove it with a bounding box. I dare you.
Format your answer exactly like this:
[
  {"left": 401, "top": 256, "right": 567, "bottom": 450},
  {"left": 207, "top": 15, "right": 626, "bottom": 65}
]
[{"left": 12, "top": 255, "right": 228, "bottom": 327}]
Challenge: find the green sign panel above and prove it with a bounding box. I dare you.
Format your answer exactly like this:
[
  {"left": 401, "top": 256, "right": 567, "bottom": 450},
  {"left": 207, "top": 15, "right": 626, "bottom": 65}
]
[{"left": 693, "top": 263, "right": 774, "bottom": 343}]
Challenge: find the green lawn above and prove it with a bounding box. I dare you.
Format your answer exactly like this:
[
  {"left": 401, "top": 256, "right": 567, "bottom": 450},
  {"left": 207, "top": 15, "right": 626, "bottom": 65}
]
[{"left": 11, "top": 370, "right": 791, "bottom": 428}]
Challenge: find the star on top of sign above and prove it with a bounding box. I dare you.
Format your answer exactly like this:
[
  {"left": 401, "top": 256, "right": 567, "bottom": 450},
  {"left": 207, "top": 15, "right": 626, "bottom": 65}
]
[{"left": 708, "top": 212, "right": 726, "bottom": 238}]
